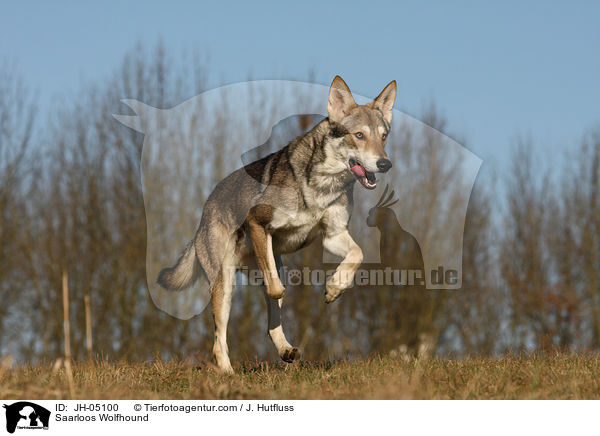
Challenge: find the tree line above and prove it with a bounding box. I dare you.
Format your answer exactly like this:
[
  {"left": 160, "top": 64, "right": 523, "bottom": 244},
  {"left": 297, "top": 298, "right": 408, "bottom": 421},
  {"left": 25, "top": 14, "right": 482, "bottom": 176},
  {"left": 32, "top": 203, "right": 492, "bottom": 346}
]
[{"left": 1, "top": 43, "right": 599, "bottom": 363}]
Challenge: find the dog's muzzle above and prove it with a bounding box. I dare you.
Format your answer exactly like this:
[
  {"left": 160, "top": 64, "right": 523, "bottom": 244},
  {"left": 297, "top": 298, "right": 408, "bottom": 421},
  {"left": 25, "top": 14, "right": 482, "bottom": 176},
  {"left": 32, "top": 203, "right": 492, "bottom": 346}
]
[
  {"left": 349, "top": 158, "right": 378, "bottom": 190},
  {"left": 376, "top": 158, "right": 392, "bottom": 173}
]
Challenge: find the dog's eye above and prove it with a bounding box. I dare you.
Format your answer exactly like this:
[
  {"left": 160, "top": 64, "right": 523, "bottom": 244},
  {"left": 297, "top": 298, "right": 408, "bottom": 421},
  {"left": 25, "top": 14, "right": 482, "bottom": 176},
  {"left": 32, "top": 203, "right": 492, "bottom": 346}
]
[
  {"left": 355, "top": 132, "right": 364, "bottom": 139},
  {"left": 382, "top": 133, "right": 387, "bottom": 141}
]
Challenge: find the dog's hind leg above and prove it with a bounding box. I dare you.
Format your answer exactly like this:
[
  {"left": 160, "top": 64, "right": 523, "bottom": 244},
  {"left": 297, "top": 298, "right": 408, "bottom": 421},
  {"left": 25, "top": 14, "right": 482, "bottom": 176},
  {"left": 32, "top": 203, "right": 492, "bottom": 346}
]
[
  {"left": 263, "top": 255, "right": 299, "bottom": 363},
  {"left": 210, "top": 246, "right": 236, "bottom": 374}
]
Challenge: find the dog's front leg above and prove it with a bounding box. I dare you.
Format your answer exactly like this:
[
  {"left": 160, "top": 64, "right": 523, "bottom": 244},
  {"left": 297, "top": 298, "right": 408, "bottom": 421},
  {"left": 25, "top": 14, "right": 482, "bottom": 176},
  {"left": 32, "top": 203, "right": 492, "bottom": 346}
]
[
  {"left": 248, "top": 219, "right": 285, "bottom": 299},
  {"left": 323, "top": 230, "right": 363, "bottom": 303}
]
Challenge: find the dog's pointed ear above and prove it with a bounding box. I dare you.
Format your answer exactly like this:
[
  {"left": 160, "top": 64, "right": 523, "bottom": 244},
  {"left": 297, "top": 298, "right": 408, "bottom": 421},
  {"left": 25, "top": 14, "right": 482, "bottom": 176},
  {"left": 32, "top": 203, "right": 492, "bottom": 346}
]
[
  {"left": 328, "top": 76, "right": 356, "bottom": 123},
  {"left": 371, "top": 80, "right": 397, "bottom": 124}
]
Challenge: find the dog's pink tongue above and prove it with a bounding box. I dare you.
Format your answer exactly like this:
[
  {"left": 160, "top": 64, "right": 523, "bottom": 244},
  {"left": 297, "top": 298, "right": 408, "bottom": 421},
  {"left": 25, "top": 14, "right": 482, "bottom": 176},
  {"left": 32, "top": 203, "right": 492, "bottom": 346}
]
[{"left": 351, "top": 164, "right": 366, "bottom": 178}]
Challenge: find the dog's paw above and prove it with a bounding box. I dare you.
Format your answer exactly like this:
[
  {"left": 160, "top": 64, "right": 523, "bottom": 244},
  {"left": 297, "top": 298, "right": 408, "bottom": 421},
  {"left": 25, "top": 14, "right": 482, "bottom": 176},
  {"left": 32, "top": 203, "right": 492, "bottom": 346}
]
[
  {"left": 280, "top": 347, "right": 301, "bottom": 363},
  {"left": 324, "top": 282, "right": 345, "bottom": 304},
  {"left": 219, "top": 363, "right": 235, "bottom": 374}
]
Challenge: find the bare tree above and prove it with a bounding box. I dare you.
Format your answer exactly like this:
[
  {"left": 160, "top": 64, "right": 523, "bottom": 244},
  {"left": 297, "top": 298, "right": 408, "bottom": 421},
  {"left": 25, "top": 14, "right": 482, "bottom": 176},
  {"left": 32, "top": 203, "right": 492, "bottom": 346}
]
[{"left": 0, "top": 63, "right": 36, "bottom": 356}]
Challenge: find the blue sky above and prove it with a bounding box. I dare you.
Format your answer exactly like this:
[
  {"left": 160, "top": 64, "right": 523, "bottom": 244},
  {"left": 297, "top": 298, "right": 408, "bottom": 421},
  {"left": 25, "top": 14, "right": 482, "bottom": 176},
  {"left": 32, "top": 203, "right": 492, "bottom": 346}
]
[{"left": 1, "top": 0, "right": 599, "bottom": 169}]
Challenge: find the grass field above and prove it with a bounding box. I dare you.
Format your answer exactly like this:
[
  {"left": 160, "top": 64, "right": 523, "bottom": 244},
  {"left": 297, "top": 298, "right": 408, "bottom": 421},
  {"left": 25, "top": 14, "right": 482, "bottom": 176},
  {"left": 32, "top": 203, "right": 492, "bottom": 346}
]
[{"left": 2, "top": 353, "right": 600, "bottom": 400}]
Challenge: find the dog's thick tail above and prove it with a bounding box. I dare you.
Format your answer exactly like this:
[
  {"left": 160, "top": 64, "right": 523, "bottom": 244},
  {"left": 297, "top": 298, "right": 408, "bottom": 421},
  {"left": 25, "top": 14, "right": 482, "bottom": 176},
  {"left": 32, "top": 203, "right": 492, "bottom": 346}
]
[{"left": 157, "top": 240, "right": 200, "bottom": 291}]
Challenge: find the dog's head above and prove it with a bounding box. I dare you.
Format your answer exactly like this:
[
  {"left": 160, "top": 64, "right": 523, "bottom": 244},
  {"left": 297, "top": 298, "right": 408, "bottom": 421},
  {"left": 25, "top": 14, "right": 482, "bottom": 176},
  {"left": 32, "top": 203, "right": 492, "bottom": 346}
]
[{"left": 327, "top": 76, "right": 397, "bottom": 190}]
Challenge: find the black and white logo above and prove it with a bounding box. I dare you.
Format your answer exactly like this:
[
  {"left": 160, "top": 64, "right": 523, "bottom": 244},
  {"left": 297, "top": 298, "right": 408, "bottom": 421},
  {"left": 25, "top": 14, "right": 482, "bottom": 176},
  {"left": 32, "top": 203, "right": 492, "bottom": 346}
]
[{"left": 3, "top": 402, "right": 50, "bottom": 434}]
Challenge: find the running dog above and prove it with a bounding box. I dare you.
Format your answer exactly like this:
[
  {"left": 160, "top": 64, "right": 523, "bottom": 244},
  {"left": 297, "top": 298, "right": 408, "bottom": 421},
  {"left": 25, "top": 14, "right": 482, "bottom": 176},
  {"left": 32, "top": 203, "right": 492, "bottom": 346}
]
[{"left": 158, "top": 76, "right": 397, "bottom": 372}]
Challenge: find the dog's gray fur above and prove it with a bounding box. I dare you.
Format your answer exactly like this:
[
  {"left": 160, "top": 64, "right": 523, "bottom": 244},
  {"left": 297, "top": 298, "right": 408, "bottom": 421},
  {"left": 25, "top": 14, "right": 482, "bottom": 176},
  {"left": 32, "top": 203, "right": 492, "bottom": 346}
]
[{"left": 157, "top": 76, "right": 397, "bottom": 372}]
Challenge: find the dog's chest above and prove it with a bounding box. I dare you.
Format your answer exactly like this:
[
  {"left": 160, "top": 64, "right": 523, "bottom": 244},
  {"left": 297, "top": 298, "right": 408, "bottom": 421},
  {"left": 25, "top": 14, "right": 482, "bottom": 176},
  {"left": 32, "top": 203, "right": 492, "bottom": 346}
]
[{"left": 268, "top": 207, "right": 324, "bottom": 253}]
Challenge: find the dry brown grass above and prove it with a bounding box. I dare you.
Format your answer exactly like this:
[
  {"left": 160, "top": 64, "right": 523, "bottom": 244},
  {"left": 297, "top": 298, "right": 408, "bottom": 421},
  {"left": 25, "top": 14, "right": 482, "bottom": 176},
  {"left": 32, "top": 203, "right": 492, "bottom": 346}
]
[{"left": 2, "top": 353, "right": 600, "bottom": 400}]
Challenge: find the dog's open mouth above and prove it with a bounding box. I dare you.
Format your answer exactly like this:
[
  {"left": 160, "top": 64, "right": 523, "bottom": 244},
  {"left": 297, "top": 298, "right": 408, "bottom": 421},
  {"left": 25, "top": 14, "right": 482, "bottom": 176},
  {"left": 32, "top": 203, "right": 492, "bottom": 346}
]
[{"left": 349, "top": 158, "right": 377, "bottom": 189}]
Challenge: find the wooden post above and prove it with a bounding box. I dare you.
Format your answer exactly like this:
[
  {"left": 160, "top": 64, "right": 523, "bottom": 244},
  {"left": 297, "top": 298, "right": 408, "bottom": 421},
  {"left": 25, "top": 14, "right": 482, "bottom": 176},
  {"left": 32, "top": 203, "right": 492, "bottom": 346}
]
[
  {"left": 84, "top": 294, "right": 92, "bottom": 361},
  {"left": 62, "top": 270, "right": 75, "bottom": 398}
]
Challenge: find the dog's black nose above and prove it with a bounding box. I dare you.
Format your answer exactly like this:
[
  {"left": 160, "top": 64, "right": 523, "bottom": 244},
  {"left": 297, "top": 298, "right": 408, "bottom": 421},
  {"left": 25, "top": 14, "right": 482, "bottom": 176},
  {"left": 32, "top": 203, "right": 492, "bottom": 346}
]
[{"left": 377, "top": 159, "right": 392, "bottom": 173}]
